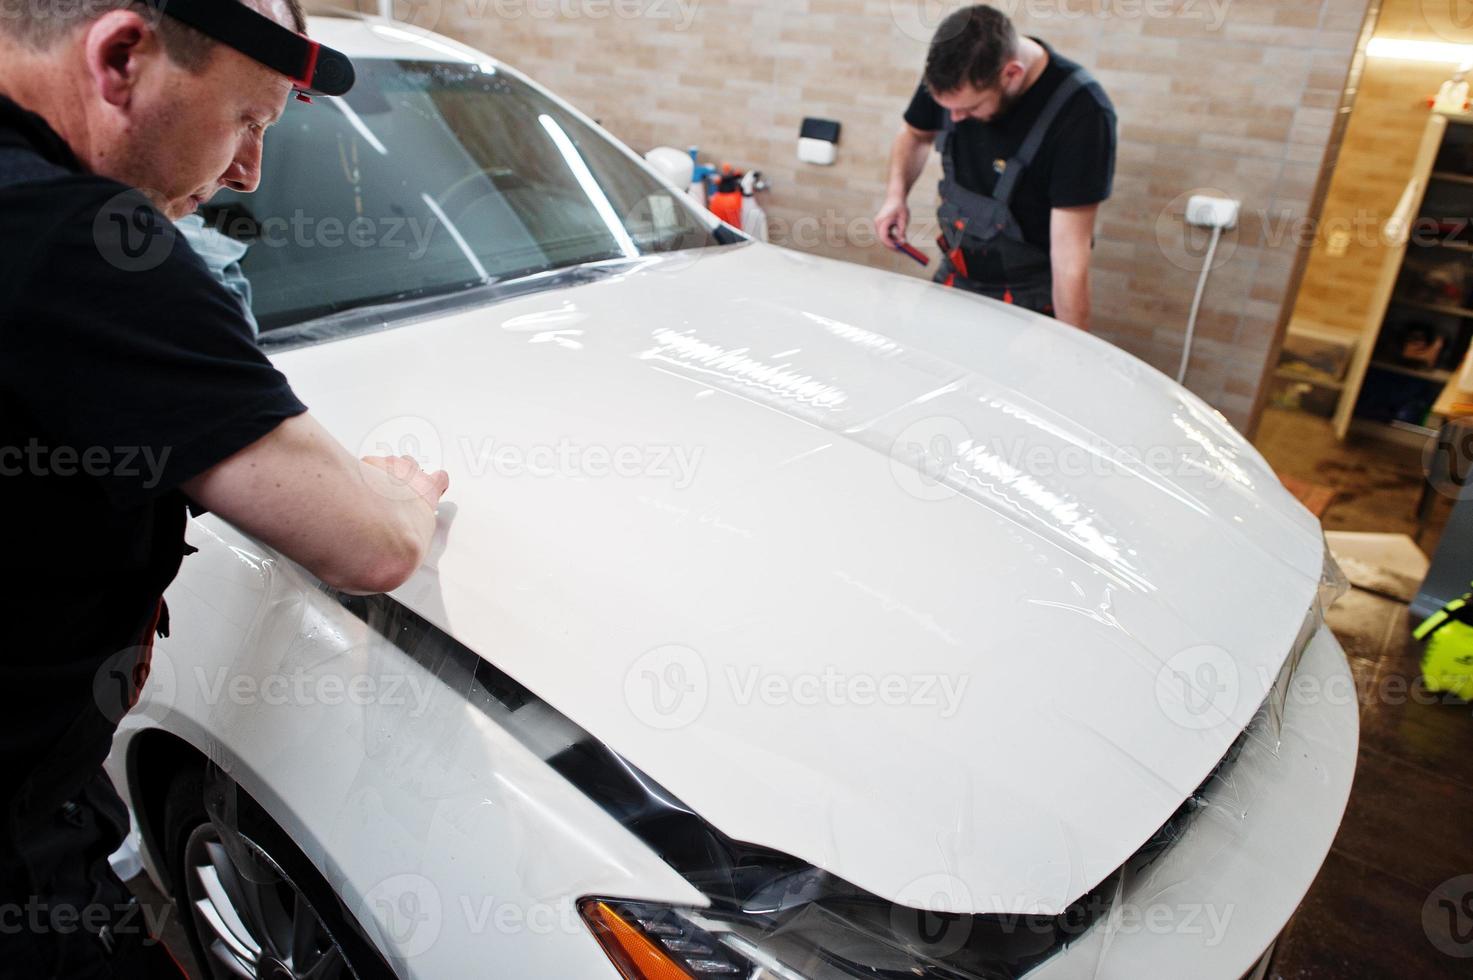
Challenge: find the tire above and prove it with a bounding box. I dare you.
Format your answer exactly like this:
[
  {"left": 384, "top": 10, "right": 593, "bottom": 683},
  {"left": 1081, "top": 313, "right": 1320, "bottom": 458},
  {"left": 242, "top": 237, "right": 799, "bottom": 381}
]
[{"left": 162, "top": 767, "right": 396, "bottom": 980}]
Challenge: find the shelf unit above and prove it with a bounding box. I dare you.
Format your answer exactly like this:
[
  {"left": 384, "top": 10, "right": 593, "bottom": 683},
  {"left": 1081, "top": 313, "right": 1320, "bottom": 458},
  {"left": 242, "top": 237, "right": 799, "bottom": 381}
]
[{"left": 1330, "top": 112, "right": 1473, "bottom": 442}]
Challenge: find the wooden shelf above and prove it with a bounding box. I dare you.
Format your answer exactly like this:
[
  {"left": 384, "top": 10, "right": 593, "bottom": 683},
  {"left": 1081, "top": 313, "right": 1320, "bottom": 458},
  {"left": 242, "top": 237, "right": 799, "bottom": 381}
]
[
  {"left": 1349, "top": 418, "right": 1439, "bottom": 448},
  {"left": 1368, "top": 359, "right": 1454, "bottom": 383},
  {"left": 1390, "top": 296, "right": 1473, "bottom": 318},
  {"left": 1274, "top": 368, "right": 1345, "bottom": 390},
  {"left": 1342, "top": 115, "right": 1473, "bottom": 441}
]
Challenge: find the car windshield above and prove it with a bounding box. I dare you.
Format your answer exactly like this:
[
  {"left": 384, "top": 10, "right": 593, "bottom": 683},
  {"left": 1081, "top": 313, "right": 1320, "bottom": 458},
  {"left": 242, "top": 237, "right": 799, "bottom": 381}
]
[{"left": 204, "top": 59, "right": 730, "bottom": 333}]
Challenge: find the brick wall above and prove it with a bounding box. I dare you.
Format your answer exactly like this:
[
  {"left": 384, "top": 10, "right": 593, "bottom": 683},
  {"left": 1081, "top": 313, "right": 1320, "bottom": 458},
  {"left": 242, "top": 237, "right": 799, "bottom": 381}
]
[{"left": 332, "top": 0, "right": 1372, "bottom": 432}]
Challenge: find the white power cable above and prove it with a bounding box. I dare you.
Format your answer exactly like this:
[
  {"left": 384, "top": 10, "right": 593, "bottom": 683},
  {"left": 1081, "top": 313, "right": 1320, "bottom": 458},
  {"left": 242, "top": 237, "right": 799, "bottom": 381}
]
[{"left": 1177, "top": 223, "right": 1223, "bottom": 385}]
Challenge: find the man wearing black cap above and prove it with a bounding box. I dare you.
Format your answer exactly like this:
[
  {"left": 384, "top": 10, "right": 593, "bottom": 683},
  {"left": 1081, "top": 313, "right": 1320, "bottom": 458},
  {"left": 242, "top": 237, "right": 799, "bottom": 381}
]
[
  {"left": 0, "top": 2, "right": 446, "bottom": 975},
  {"left": 875, "top": 4, "right": 1116, "bottom": 329}
]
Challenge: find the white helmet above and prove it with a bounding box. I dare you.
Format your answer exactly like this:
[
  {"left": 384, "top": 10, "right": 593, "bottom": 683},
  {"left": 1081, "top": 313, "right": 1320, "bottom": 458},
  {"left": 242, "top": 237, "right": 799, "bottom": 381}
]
[{"left": 644, "top": 146, "right": 696, "bottom": 190}]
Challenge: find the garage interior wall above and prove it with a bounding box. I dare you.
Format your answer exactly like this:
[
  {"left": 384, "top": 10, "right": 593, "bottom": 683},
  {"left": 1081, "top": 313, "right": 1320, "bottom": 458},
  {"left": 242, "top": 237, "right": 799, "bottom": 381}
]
[
  {"left": 331, "top": 0, "right": 1370, "bottom": 432},
  {"left": 1291, "top": 0, "right": 1461, "bottom": 337}
]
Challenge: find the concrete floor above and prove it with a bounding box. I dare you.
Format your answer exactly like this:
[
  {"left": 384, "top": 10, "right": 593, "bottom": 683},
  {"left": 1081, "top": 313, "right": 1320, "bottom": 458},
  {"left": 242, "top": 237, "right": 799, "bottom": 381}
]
[
  {"left": 1256, "top": 407, "right": 1470, "bottom": 974},
  {"left": 1256, "top": 406, "right": 1454, "bottom": 554},
  {"left": 1268, "top": 580, "right": 1473, "bottom": 978}
]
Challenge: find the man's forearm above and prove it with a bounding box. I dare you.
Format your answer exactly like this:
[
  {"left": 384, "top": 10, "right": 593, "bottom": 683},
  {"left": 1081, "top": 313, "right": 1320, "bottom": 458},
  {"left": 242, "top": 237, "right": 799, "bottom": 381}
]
[
  {"left": 886, "top": 127, "right": 933, "bottom": 201},
  {"left": 1053, "top": 266, "right": 1090, "bottom": 330},
  {"left": 1049, "top": 205, "right": 1100, "bottom": 330}
]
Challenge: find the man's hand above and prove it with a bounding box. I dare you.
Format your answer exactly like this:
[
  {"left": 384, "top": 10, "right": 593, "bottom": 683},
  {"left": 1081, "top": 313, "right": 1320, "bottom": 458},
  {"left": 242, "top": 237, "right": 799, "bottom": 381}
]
[
  {"left": 874, "top": 196, "right": 911, "bottom": 247},
  {"left": 877, "top": 124, "right": 935, "bottom": 249},
  {"left": 362, "top": 454, "right": 450, "bottom": 510},
  {"left": 184, "top": 414, "right": 451, "bottom": 595}
]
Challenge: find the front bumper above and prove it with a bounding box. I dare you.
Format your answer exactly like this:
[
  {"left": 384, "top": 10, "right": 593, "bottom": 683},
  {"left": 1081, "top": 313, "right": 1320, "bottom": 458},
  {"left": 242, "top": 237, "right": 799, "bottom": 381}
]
[{"left": 1028, "top": 623, "right": 1359, "bottom": 978}]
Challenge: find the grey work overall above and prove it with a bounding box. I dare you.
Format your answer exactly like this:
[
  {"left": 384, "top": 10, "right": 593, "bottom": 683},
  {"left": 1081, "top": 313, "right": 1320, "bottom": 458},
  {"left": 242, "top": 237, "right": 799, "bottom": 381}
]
[{"left": 934, "top": 66, "right": 1101, "bottom": 315}]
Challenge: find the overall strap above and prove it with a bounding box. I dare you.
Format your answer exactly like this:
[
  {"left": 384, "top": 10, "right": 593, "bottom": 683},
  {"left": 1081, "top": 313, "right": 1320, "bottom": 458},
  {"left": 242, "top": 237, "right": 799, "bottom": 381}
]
[
  {"left": 937, "top": 113, "right": 958, "bottom": 185},
  {"left": 993, "top": 66, "right": 1098, "bottom": 206}
]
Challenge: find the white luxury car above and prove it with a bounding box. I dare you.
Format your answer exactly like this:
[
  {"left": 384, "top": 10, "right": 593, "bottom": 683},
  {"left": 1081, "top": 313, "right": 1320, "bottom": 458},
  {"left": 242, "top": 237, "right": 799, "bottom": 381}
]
[{"left": 106, "top": 13, "right": 1359, "bottom": 980}]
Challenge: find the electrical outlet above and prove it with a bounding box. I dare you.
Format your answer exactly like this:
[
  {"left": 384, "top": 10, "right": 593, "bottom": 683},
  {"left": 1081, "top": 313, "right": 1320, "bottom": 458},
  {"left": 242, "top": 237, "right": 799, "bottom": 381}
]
[{"left": 1186, "top": 195, "right": 1240, "bottom": 230}]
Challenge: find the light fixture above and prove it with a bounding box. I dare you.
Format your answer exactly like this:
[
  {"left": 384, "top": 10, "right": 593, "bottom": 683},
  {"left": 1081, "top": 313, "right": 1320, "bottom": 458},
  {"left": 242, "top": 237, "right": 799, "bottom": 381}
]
[{"left": 1366, "top": 37, "right": 1473, "bottom": 68}]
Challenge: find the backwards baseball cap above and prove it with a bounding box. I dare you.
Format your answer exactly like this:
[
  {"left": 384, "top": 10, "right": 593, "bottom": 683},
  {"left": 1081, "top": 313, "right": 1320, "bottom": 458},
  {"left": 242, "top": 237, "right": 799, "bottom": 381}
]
[{"left": 154, "top": 0, "right": 355, "bottom": 100}]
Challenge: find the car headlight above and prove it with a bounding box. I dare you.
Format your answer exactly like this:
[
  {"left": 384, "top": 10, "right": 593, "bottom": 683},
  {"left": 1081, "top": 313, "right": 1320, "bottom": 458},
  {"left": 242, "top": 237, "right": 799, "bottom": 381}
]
[{"left": 580, "top": 874, "right": 1120, "bottom": 980}]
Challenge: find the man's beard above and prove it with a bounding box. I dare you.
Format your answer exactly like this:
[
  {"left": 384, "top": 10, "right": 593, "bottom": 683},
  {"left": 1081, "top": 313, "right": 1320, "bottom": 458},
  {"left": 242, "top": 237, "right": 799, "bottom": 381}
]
[{"left": 987, "top": 86, "right": 1021, "bottom": 122}]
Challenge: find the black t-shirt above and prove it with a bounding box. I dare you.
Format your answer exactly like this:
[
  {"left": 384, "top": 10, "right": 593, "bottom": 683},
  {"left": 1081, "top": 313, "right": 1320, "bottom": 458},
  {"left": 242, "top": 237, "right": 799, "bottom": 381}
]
[
  {"left": 0, "top": 96, "right": 306, "bottom": 821},
  {"left": 904, "top": 41, "right": 1116, "bottom": 270}
]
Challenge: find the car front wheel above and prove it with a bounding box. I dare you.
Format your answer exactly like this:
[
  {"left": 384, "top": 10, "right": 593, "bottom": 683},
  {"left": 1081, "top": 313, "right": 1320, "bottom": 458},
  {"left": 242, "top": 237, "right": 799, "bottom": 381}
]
[{"left": 163, "top": 768, "right": 394, "bottom": 980}]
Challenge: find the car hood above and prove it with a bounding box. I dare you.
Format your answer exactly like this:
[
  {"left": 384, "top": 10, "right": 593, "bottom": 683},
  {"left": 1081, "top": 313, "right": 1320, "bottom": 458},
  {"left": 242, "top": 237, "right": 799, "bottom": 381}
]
[{"left": 275, "top": 243, "right": 1327, "bottom": 915}]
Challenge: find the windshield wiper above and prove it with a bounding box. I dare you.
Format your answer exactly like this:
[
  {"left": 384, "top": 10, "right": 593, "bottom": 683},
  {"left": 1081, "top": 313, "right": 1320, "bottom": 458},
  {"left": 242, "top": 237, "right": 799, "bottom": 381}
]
[{"left": 258, "top": 260, "right": 642, "bottom": 352}]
